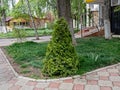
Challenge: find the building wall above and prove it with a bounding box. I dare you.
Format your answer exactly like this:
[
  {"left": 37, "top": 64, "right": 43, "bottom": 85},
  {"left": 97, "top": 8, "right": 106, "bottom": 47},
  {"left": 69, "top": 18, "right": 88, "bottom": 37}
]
[{"left": 6, "top": 17, "right": 51, "bottom": 29}]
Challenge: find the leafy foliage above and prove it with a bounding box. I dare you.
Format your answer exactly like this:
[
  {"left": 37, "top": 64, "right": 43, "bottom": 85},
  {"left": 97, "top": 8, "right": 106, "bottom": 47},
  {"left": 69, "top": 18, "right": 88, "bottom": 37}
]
[
  {"left": 114, "top": 6, "right": 120, "bottom": 12},
  {"left": 71, "top": 0, "right": 86, "bottom": 29},
  {"left": 11, "top": 0, "right": 29, "bottom": 19},
  {"left": 13, "top": 28, "right": 26, "bottom": 42},
  {"left": 42, "top": 18, "right": 79, "bottom": 77}
]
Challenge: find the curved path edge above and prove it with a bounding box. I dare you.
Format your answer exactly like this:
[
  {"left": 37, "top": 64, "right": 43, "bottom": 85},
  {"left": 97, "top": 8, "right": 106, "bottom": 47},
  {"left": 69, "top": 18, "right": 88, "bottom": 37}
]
[{"left": 0, "top": 48, "right": 120, "bottom": 90}]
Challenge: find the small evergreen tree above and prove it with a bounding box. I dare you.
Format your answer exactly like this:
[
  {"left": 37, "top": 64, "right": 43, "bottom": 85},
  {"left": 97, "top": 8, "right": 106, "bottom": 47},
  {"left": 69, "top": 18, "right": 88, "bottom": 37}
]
[{"left": 42, "top": 18, "right": 79, "bottom": 77}]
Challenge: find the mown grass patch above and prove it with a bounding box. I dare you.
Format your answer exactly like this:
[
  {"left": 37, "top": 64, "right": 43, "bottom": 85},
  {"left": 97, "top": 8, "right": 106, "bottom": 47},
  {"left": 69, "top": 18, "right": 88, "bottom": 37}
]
[
  {"left": 4, "top": 37, "right": 120, "bottom": 78},
  {"left": 0, "top": 29, "right": 52, "bottom": 39},
  {"left": 5, "top": 41, "right": 47, "bottom": 69},
  {"left": 76, "top": 37, "right": 120, "bottom": 74}
]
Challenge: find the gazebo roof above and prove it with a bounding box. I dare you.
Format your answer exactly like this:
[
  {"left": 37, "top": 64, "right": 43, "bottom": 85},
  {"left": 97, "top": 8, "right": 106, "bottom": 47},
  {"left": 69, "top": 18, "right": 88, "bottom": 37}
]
[{"left": 5, "top": 17, "right": 13, "bottom": 22}]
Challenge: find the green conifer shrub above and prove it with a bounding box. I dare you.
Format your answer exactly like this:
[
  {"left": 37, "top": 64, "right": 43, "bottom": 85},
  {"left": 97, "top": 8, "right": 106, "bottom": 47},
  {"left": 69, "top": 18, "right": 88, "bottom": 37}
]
[{"left": 42, "top": 18, "right": 79, "bottom": 77}]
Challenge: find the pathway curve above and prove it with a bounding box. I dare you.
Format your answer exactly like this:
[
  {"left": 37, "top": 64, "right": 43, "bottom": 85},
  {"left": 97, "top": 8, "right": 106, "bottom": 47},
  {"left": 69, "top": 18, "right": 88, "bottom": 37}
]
[
  {"left": 0, "top": 36, "right": 120, "bottom": 90},
  {"left": 0, "top": 36, "right": 51, "bottom": 47},
  {"left": 0, "top": 49, "right": 15, "bottom": 85},
  {"left": 0, "top": 48, "right": 120, "bottom": 90}
]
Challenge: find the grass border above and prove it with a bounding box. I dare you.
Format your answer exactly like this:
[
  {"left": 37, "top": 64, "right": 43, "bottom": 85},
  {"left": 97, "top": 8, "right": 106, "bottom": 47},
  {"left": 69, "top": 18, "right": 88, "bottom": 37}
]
[{"left": 1, "top": 47, "right": 120, "bottom": 82}]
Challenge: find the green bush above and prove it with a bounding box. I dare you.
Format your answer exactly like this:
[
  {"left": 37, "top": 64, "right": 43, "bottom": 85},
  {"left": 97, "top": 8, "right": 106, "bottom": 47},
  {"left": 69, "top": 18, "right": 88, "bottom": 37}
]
[
  {"left": 13, "top": 28, "right": 26, "bottom": 42},
  {"left": 47, "top": 22, "right": 54, "bottom": 29},
  {"left": 42, "top": 18, "right": 79, "bottom": 77},
  {"left": 74, "top": 28, "right": 80, "bottom": 33}
]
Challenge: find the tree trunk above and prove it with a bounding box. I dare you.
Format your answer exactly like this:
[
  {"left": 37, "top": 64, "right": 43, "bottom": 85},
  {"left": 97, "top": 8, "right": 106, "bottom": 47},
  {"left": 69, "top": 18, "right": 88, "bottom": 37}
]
[
  {"left": 25, "top": 0, "right": 39, "bottom": 40},
  {"left": 103, "top": 0, "right": 112, "bottom": 39},
  {"left": 11, "top": 0, "right": 15, "bottom": 8},
  {"left": 1, "top": 0, "right": 7, "bottom": 33},
  {"left": 56, "top": 0, "right": 77, "bottom": 45}
]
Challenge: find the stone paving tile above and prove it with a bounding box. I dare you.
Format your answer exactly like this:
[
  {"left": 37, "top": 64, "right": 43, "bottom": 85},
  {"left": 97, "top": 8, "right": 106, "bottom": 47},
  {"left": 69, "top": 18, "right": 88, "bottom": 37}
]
[
  {"left": 86, "top": 75, "right": 99, "bottom": 80},
  {"left": 73, "top": 84, "right": 84, "bottom": 90},
  {"left": 0, "top": 49, "right": 15, "bottom": 86},
  {"left": 63, "top": 79, "right": 73, "bottom": 83},
  {"left": 59, "top": 83, "right": 73, "bottom": 90},
  {"left": 26, "top": 81, "right": 37, "bottom": 86},
  {"left": 109, "top": 72, "right": 119, "bottom": 76},
  {"left": 97, "top": 72, "right": 109, "bottom": 76},
  {"left": 109, "top": 76, "right": 120, "bottom": 81},
  {"left": 73, "top": 78, "right": 87, "bottom": 84},
  {"left": 107, "top": 69, "right": 119, "bottom": 73},
  {"left": 113, "top": 81, "right": 120, "bottom": 87},
  {"left": 0, "top": 85, "right": 9, "bottom": 90},
  {"left": 36, "top": 83, "right": 49, "bottom": 88},
  {"left": 98, "top": 80, "right": 112, "bottom": 87},
  {"left": 99, "top": 76, "right": 109, "bottom": 80},
  {"left": 33, "top": 87, "right": 44, "bottom": 90},
  {"left": 45, "top": 88, "right": 59, "bottom": 90},
  {"left": 112, "top": 87, "right": 120, "bottom": 90},
  {"left": 100, "top": 86, "right": 112, "bottom": 90},
  {"left": 81, "top": 76, "right": 86, "bottom": 79},
  {"left": 9, "top": 85, "right": 22, "bottom": 90},
  {"left": 87, "top": 80, "right": 98, "bottom": 85},
  {"left": 48, "top": 82, "right": 60, "bottom": 88},
  {"left": 15, "top": 79, "right": 29, "bottom": 86},
  {"left": 116, "top": 65, "right": 120, "bottom": 70},
  {"left": 0, "top": 83, "right": 12, "bottom": 90},
  {"left": 85, "top": 85, "right": 100, "bottom": 90},
  {"left": 1, "top": 46, "right": 120, "bottom": 90},
  {"left": 20, "top": 85, "right": 34, "bottom": 90},
  {"left": 8, "top": 78, "right": 19, "bottom": 84}
]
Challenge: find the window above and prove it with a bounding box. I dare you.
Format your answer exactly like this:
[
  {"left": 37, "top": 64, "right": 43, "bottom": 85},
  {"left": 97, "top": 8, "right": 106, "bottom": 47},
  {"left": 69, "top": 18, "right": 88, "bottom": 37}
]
[{"left": 111, "top": 0, "right": 120, "bottom": 6}]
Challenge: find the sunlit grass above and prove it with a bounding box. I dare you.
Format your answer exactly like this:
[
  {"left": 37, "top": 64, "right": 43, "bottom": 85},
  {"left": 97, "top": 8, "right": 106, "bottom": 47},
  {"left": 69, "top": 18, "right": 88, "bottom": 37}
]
[
  {"left": 0, "top": 29, "right": 52, "bottom": 38},
  {"left": 5, "top": 37, "right": 120, "bottom": 76}
]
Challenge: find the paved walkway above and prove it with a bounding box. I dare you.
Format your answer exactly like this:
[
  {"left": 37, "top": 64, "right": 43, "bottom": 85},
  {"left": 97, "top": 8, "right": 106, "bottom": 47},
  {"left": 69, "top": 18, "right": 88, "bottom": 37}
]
[
  {"left": 0, "top": 36, "right": 51, "bottom": 47},
  {"left": 0, "top": 50, "right": 120, "bottom": 90},
  {"left": 0, "top": 36, "right": 120, "bottom": 90}
]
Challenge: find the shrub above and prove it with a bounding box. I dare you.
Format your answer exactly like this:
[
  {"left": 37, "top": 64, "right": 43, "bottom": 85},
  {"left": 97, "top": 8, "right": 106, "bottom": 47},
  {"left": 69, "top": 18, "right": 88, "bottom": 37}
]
[
  {"left": 13, "top": 28, "right": 26, "bottom": 42},
  {"left": 42, "top": 18, "right": 79, "bottom": 77},
  {"left": 47, "top": 22, "right": 54, "bottom": 29}
]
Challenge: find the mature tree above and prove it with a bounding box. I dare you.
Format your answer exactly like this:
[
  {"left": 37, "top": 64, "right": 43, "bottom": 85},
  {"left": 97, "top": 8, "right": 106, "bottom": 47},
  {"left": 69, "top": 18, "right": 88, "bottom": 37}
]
[
  {"left": 29, "top": 0, "right": 47, "bottom": 18},
  {"left": 72, "top": 0, "right": 86, "bottom": 28},
  {"left": 11, "top": 0, "right": 28, "bottom": 18},
  {"left": 25, "top": 0, "right": 39, "bottom": 40},
  {"left": 56, "top": 0, "right": 77, "bottom": 45},
  {"left": 0, "top": 0, "right": 7, "bottom": 33},
  {"left": 11, "top": 0, "right": 15, "bottom": 8},
  {"left": 103, "top": 0, "right": 112, "bottom": 39},
  {"left": 47, "top": 0, "right": 57, "bottom": 17}
]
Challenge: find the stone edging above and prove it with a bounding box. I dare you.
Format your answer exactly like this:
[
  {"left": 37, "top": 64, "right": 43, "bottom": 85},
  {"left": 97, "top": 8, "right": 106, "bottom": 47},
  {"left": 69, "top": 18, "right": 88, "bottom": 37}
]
[
  {"left": 84, "top": 63, "right": 120, "bottom": 75},
  {"left": 1, "top": 49, "right": 19, "bottom": 77},
  {"left": 2, "top": 48, "right": 120, "bottom": 83}
]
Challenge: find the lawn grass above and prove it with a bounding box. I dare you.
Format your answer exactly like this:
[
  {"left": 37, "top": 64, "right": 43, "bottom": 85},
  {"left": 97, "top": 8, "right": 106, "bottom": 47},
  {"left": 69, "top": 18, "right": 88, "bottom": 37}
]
[
  {"left": 4, "top": 37, "right": 120, "bottom": 77},
  {"left": 0, "top": 28, "right": 52, "bottom": 38},
  {"left": 5, "top": 41, "right": 48, "bottom": 69},
  {"left": 76, "top": 37, "right": 120, "bottom": 74}
]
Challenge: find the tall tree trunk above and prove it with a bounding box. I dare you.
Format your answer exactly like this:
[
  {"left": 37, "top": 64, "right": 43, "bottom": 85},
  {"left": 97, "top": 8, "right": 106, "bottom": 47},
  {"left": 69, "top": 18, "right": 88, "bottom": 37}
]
[
  {"left": 1, "top": 0, "right": 7, "bottom": 33},
  {"left": 11, "top": 0, "right": 15, "bottom": 8},
  {"left": 25, "top": 0, "right": 39, "bottom": 40},
  {"left": 103, "top": 0, "right": 112, "bottom": 39},
  {"left": 56, "top": 0, "right": 77, "bottom": 45}
]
